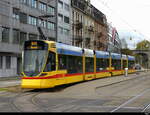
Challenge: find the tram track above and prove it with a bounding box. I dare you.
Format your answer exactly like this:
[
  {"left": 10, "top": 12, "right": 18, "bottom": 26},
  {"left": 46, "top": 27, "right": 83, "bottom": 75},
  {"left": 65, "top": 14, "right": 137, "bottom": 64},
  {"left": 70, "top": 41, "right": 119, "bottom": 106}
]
[
  {"left": 9, "top": 91, "right": 43, "bottom": 112},
  {"left": 94, "top": 72, "right": 150, "bottom": 112},
  {"left": 0, "top": 72, "right": 149, "bottom": 112},
  {"left": 6, "top": 85, "right": 70, "bottom": 112},
  {"left": 96, "top": 72, "right": 149, "bottom": 90},
  {"left": 110, "top": 89, "right": 150, "bottom": 112},
  {"left": 142, "top": 103, "right": 150, "bottom": 112}
]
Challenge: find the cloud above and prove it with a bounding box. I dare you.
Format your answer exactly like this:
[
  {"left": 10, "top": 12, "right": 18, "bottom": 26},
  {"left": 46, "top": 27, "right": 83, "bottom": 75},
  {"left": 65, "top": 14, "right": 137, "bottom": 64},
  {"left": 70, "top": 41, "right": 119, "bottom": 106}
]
[
  {"left": 91, "top": 0, "right": 150, "bottom": 42},
  {"left": 118, "top": 30, "right": 144, "bottom": 49}
]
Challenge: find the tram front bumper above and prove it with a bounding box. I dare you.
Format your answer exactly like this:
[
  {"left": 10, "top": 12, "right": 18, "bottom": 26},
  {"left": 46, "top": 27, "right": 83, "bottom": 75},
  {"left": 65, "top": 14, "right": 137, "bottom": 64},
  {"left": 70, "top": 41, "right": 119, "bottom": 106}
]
[{"left": 21, "top": 79, "right": 55, "bottom": 89}]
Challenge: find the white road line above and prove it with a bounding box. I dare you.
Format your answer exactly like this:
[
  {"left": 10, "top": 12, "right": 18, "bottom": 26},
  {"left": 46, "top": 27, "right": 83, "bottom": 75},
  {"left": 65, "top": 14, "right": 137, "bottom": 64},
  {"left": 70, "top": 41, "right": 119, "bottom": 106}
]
[
  {"left": 142, "top": 104, "right": 150, "bottom": 112},
  {"left": 111, "top": 89, "right": 150, "bottom": 112}
]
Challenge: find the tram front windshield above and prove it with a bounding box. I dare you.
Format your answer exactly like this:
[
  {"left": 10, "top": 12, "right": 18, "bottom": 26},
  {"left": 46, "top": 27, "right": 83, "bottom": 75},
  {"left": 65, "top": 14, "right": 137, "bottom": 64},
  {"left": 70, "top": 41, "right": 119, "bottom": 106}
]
[{"left": 23, "top": 50, "right": 47, "bottom": 77}]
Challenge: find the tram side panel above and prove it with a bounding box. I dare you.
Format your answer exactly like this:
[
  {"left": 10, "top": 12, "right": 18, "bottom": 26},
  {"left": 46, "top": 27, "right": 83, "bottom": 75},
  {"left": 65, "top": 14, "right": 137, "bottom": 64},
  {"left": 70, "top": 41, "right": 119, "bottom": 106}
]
[
  {"left": 96, "top": 58, "right": 111, "bottom": 78},
  {"left": 111, "top": 59, "right": 123, "bottom": 76}
]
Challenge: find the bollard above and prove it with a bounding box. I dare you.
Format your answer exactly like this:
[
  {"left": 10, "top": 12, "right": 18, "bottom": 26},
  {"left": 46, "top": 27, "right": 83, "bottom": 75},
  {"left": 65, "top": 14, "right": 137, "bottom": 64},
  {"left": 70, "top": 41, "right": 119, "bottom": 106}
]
[{"left": 125, "top": 68, "right": 128, "bottom": 77}]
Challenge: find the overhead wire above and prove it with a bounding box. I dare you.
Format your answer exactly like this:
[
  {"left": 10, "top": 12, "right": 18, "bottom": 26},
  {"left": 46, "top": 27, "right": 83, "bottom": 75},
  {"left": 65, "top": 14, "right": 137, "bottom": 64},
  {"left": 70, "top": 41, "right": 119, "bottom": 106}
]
[{"left": 97, "top": 0, "right": 150, "bottom": 41}]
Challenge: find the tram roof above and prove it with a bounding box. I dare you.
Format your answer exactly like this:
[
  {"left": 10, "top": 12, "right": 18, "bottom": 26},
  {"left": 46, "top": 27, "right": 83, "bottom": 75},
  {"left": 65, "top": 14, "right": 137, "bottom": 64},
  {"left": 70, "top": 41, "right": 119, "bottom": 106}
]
[
  {"left": 95, "top": 51, "right": 110, "bottom": 59},
  {"left": 56, "top": 43, "right": 83, "bottom": 56},
  {"left": 111, "top": 53, "right": 121, "bottom": 59},
  {"left": 84, "top": 49, "right": 94, "bottom": 57},
  {"left": 122, "top": 54, "right": 127, "bottom": 59},
  {"left": 128, "top": 55, "right": 135, "bottom": 61}
]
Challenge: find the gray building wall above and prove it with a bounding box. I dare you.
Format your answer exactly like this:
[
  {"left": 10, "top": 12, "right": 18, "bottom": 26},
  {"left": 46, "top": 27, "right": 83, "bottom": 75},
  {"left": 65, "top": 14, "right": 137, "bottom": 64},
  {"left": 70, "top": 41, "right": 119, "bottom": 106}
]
[
  {"left": 0, "top": 0, "right": 57, "bottom": 77},
  {"left": 57, "top": 0, "right": 72, "bottom": 45}
]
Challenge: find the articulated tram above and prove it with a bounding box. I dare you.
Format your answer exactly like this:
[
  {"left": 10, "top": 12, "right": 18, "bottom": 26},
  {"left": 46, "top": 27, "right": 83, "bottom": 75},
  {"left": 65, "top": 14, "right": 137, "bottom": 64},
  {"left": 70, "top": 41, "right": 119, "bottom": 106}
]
[{"left": 21, "top": 40, "right": 135, "bottom": 89}]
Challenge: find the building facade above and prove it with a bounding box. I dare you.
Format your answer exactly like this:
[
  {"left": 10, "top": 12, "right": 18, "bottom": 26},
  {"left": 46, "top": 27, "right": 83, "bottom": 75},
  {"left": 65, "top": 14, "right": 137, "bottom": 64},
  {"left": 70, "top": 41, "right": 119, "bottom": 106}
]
[
  {"left": 57, "top": 0, "right": 72, "bottom": 45},
  {"left": 91, "top": 4, "right": 108, "bottom": 51},
  {"left": 0, "top": 0, "right": 109, "bottom": 77},
  {"left": 0, "top": 0, "right": 56, "bottom": 77},
  {"left": 107, "top": 23, "right": 122, "bottom": 53},
  {"left": 71, "top": 0, "right": 108, "bottom": 50}
]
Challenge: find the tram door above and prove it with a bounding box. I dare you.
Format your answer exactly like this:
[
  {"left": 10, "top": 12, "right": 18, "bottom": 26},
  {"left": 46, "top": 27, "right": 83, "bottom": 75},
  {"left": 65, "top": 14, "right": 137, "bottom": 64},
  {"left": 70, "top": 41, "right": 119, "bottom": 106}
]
[
  {"left": 123, "top": 59, "right": 127, "bottom": 74},
  {"left": 84, "top": 57, "right": 95, "bottom": 80}
]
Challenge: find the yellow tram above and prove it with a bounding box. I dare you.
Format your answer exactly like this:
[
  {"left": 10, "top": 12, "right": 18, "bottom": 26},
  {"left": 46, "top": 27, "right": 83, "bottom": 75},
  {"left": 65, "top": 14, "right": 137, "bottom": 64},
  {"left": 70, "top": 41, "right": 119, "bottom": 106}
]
[{"left": 21, "top": 40, "right": 135, "bottom": 89}]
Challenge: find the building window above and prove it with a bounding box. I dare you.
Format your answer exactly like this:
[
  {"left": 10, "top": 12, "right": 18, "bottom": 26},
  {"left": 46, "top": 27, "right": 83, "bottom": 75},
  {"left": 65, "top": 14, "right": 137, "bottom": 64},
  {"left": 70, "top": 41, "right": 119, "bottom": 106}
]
[
  {"left": 2, "top": 27, "right": 9, "bottom": 43},
  {"left": 6, "top": 56, "right": 11, "bottom": 69},
  {"left": 0, "top": 56, "right": 3, "bottom": 69},
  {"left": 47, "top": 22, "right": 55, "bottom": 30},
  {"left": 64, "top": 16, "right": 69, "bottom": 24},
  {"left": 64, "top": 3, "right": 69, "bottom": 11},
  {"left": 28, "top": 0, "right": 37, "bottom": 8},
  {"left": 20, "top": 32, "right": 27, "bottom": 45},
  {"left": 48, "top": 37, "right": 55, "bottom": 41},
  {"left": 58, "top": 0, "right": 63, "bottom": 9},
  {"left": 64, "top": 29, "right": 70, "bottom": 35},
  {"left": 47, "top": 6, "right": 55, "bottom": 15},
  {"left": 12, "top": 29, "right": 20, "bottom": 44},
  {"left": 58, "top": 27, "right": 63, "bottom": 34},
  {"left": 13, "top": 8, "right": 20, "bottom": 20},
  {"left": 29, "top": 34, "right": 37, "bottom": 40},
  {"left": 38, "top": 19, "right": 47, "bottom": 28},
  {"left": 28, "top": 16, "right": 37, "bottom": 26},
  {"left": 58, "top": 14, "right": 63, "bottom": 22},
  {"left": 20, "top": 0, "right": 28, "bottom": 5},
  {"left": 39, "top": 2, "right": 47, "bottom": 12},
  {"left": 20, "top": 12, "right": 27, "bottom": 24}
]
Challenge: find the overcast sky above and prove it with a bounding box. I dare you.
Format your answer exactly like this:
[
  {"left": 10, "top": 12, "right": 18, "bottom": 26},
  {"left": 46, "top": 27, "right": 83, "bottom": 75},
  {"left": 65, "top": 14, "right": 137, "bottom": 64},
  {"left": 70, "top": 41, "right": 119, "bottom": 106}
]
[{"left": 91, "top": 0, "right": 150, "bottom": 49}]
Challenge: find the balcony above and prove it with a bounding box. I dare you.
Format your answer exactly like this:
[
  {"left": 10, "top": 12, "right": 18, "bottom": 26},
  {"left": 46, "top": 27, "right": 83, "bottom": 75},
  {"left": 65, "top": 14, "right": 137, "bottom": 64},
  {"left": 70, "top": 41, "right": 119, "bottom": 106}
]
[
  {"left": 88, "top": 26, "right": 94, "bottom": 32},
  {"left": 97, "top": 32, "right": 103, "bottom": 38},
  {"left": 71, "top": 0, "right": 86, "bottom": 12},
  {"left": 73, "top": 35, "right": 83, "bottom": 43},
  {"left": 85, "top": 37, "right": 91, "bottom": 43},
  {"left": 97, "top": 42, "right": 105, "bottom": 48},
  {"left": 75, "top": 20, "right": 83, "bottom": 30},
  {"left": 94, "top": 40, "right": 97, "bottom": 46}
]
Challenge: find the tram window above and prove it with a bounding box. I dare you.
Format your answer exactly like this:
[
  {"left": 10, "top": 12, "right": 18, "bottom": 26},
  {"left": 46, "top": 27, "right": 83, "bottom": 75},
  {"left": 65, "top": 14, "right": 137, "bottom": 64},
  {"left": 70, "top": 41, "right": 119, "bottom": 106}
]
[
  {"left": 128, "top": 61, "right": 134, "bottom": 69},
  {"left": 58, "top": 55, "right": 67, "bottom": 70},
  {"left": 44, "top": 52, "right": 56, "bottom": 72},
  {"left": 96, "top": 58, "right": 104, "bottom": 71},
  {"left": 96, "top": 58, "right": 109, "bottom": 71},
  {"left": 96, "top": 59, "right": 101, "bottom": 71},
  {"left": 67, "top": 56, "right": 83, "bottom": 74},
  {"left": 112, "top": 59, "right": 121, "bottom": 70},
  {"left": 102, "top": 59, "right": 109, "bottom": 70},
  {"left": 123, "top": 60, "right": 127, "bottom": 69},
  {"left": 85, "top": 57, "right": 94, "bottom": 73}
]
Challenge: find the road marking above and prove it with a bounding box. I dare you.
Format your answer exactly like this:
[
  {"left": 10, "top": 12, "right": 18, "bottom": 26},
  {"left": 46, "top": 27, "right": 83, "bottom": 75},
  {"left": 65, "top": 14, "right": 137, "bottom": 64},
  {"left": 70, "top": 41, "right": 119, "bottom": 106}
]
[
  {"left": 142, "top": 103, "right": 150, "bottom": 112},
  {"left": 111, "top": 89, "right": 150, "bottom": 112}
]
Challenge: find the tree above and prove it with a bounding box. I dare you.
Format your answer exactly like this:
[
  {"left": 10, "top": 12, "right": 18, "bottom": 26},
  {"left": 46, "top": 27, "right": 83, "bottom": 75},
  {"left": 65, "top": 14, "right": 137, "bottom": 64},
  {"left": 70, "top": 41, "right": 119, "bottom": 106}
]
[
  {"left": 136, "top": 40, "right": 150, "bottom": 50},
  {"left": 135, "top": 40, "right": 150, "bottom": 68}
]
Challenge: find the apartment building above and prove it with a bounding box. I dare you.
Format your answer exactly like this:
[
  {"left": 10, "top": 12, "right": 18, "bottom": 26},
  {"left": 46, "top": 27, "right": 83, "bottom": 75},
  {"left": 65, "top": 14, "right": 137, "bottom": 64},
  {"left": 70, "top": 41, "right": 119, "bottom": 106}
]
[
  {"left": 0, "top": 0, "right": 56, "bottom": 77},
  {"left": 71, "top": 0, "right": 108, "bottom": 50},
  {"left": 0, "top": 0, "right": 109, "bottom": 77},
  {"left": 107, "top": 23, "right": 122, "bottom": 53},
  {"left": 112, "top": 27, "right": 122, "bottom": 53},
  {"left": 57, "top": 0, "right": 72, "bottom": 45},
  {"left": 91, "top": 4, "right": 108, "bottom": 51}
]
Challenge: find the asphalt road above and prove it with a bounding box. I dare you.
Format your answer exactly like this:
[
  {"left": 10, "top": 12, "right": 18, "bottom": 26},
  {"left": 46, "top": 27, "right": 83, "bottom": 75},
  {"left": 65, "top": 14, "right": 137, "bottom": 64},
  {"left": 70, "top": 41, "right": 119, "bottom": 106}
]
[{"left": 0, "top": 71, "right": 150, "bottom": 113}]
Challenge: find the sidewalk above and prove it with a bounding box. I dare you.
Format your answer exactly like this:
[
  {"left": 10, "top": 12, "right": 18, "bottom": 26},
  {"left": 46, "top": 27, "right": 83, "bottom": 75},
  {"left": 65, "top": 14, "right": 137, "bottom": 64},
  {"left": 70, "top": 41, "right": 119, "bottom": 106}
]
[
  {"left": 0, "top": 76, "right": 21, "bottom": 88},
  {"left": 59, "top": 71, "right": 150, "bottom": 99},
  {"left": 0, "top": 71, "right": 149, "bottom": 89}
]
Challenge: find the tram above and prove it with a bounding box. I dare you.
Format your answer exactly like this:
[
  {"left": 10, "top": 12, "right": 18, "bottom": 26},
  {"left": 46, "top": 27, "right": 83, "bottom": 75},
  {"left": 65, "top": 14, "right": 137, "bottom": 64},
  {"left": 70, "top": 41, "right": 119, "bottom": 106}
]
[{"left": 21, "top": 40, "right": 135, "bottom": 89}]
